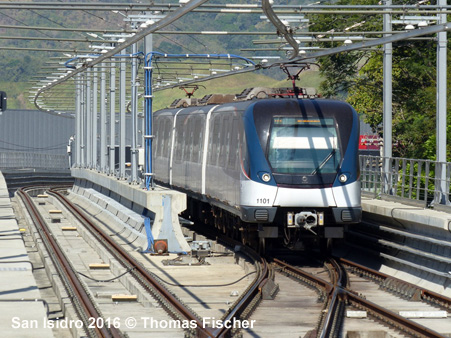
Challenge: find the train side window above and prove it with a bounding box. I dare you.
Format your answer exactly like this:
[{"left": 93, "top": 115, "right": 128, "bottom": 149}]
[
  {"left": 236, "top": 121, "right": 244, "bottom": 171},
  {"left": 228, "top": 118, "right": 239, "bottom": 169},
  {"left": 174, "top": 119, "right": 183, "bottom": 162},
  {"left": 153, "top": 119, "right": 159, "bottom": 157},
  {"left": 241, "top": 132, "right": 250, "bottom": 176},
  {"left": 199, "top": 116, "right": 204, "bottom": 162},
  {"left": 188, "top": 116, "right": 195, "bottom": 162},
  {"left": 158, "top": 119, "right": 165, "bottom": 158},
  {"left": 207, "top": 117, "right": 213, "bottom": 164},
  {"left": 219, "top": 116, "right": 229, "bottom": 167},
  {"left": 184, "top": 117, "right": 190, "bottom": 162},
  {"left": 193, "top": 116, "right": 203, "bottom": 163},
  {"left": 210, "top": 116, "right": 220, "bottom": 166},
  {"left": 163, "top": 119, "right": 171, "bottom": 156},
  {"left": 235, "top": 128, "right": 240, "bottom": 171},
  {"left": 181, "top": 117, "right": 188, "bottom": 162}
]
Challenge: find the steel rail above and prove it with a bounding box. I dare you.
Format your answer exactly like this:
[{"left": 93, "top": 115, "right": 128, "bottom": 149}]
[
  {"left": 214, "top": 250, "right": 270, "bottom": 338},
  {"left": 180, "top": 223, "right": 273, "bottom": 338},
  {"left": 48, "top": 189, "right": 214, "bottom": 337},
  {"left": 273, "top": 258, "right": 333, "bottom": 293},
  {"left": 50, "top": 190, "right": 273, "bottom": 338},
  {"left": 345, "top": 292, "right": 445, "bottom": 338},
  {"left": 274, "top": 257, "right": 446, "bottom": 338},
  {"left": 273, "top": 258, "right": 345, "bottom": 337},
  {"left": 319, "top": 259, "right": 348, "bottom": 338},
  {"left": 17, "top": 187, "right": 122, "bottom": 338}
]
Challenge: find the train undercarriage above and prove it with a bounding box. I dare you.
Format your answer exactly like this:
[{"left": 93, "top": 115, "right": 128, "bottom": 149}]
[{"left": 183, "top": 197, "right": 342, "bottom": 254}]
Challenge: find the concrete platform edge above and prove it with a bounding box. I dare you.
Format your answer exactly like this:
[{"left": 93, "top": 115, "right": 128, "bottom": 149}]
[{"left": 361, "top": 196, "right": 451, "bottom": 238}]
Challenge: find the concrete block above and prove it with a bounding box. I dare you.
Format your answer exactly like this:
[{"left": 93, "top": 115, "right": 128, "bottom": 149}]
[
  {"left": 106, "top": 204, "right": 118, "bottom": 216},
  {"left": 117, "top": 212, "right": 129, "bottom": 223},
  {"left": 71, "top": 168, "right": 191, "bottom": 253}
]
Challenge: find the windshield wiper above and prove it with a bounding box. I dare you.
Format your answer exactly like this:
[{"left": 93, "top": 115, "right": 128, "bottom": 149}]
[{"left": 311, "top": 149, "right": 336, "bottom": 175}]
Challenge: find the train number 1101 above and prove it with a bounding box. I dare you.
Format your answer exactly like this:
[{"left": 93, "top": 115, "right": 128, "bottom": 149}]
[{"left": 257, "top": 198, "right": 270, "bottom": 204}]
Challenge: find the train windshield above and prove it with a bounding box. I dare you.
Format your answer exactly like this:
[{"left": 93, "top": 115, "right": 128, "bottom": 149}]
[{"left": 267, "top": 117, "right": 341, "bottom": 174}]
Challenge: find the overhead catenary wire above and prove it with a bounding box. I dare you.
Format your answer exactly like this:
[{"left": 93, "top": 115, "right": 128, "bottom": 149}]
[{"left": 33, "top": 0, "right": 210, "bottom": 115}]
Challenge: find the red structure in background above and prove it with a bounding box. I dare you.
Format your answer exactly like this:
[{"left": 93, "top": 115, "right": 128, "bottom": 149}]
[{"left": 359, "top": 135, "right": 380, "bottom": 151}]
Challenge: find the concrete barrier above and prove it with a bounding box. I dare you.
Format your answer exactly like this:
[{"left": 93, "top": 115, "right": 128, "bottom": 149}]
[{"left": 71, "top": 168, "right": 190, "bottom": 253}]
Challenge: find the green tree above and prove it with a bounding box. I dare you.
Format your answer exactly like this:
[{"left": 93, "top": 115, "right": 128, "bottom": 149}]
[
  {"left": 308, "top": 0, "right": 451, "bottom": 160},
  {"left": 308, "top": 0, "right": 381, "bottom": 98}
]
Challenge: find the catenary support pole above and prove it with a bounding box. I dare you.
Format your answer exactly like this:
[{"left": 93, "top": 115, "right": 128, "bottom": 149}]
[
  {"left": 86, "top": 70, "right": 92, "bottom": 168},
  {"left": 80, "top": 73, "right": 86, "bottom": 168},
  {"left": 119, "top": 57, "right": 126, "bottom": 179},
  {"left": 75, "top": 74, "right": 81, "bottom": 167},
  {"left": 100, "top": 62, "right": 107, "bottom": 172},
  {"left": 383, "top": 0, "right": 392, "bottom": 195},
  {"left": 109, "top": 61, "right": 116, "bottom": 175},
  {"left": 130, "top": 43, "right": 139, "bottom": 183},
  {"left": 92, "top": 67, "right": 98, "bottom": 169},
  {"left": 436, "top": 0, "right": 448, "bottom": 205}
]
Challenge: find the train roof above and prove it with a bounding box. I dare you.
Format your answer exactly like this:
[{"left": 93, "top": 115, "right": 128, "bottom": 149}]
[
  {"left": 154, "top": 95, "right": 356, "bottom": 119},
  {"left": 167, "top": 87, "right": 318, "bottom": 109}
]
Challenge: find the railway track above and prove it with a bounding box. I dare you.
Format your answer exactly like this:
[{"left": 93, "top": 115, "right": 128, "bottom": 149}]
[
  {"left": 17, "top": 187, "right": 122, "bottom": 338},
  {"left": 48, "top": 187, "right": 211, "bottom": 337},
  {"left": 14, "top": 185, "right": 451, "bottom": 337},
  {"left": 260, "top": 256, "right": 450, "bottom": 337},
  {"left": 169, "top": 215, "right": 451, "bottom": 337},
  {"left": 16, "top": 185, "right": 275, "bottom": 337}
]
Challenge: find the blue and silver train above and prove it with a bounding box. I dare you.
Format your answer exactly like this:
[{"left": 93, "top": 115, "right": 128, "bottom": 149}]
[{"left": 153, "top": 91, "right": 361, "bottom": 251}]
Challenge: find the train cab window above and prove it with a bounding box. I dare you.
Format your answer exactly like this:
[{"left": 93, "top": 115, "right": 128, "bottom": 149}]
[{"left": 267, "top": 117, "right": 341, "bottom": 175}]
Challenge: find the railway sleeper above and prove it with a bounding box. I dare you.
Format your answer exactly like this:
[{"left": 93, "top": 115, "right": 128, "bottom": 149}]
[{"left": 275, "top": 266, "right": 327, "bottom": 301}]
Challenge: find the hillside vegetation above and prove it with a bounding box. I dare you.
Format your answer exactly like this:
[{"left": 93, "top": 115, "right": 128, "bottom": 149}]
[{"left": 0, "top": 0, "right": 316, "bottom": 110}]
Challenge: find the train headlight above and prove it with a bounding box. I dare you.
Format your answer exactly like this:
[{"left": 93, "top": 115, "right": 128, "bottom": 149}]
[
  {"left": 339, "top": 174, "right": 348, "bottom": 183},
  {"left": 261, "top": 173, "right": 271, "bottom": 182}
]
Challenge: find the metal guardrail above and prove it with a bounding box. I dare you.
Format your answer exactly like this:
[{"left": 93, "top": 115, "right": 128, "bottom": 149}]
[
  {"left": 360, "top": 155, "right": 450, "bottom": 208},
  {"left": 0, "top": 152, "right": 69, "bottom": 169}
]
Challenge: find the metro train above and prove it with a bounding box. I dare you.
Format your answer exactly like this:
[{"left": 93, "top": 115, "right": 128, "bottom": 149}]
[{"left": 153, "top": 88, "right": 361, "bottom": 251}]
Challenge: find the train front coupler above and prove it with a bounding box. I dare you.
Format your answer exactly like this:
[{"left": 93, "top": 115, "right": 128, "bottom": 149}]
[{"left": 286, "top": 211, "right": 324, "bottom": 235}]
